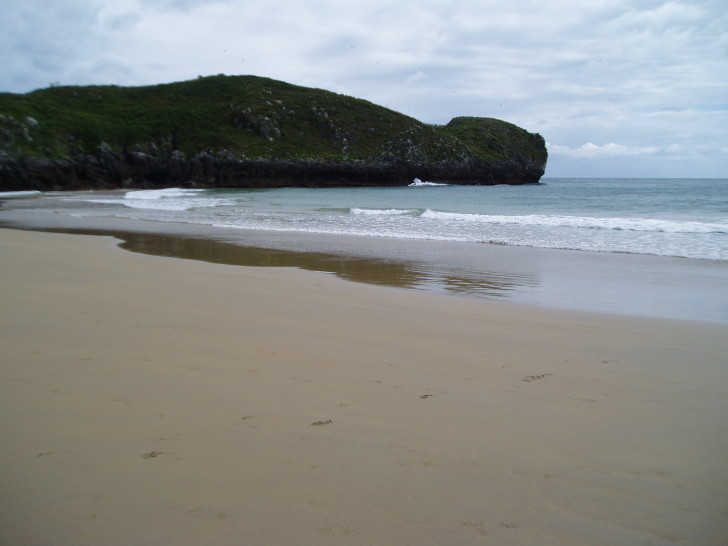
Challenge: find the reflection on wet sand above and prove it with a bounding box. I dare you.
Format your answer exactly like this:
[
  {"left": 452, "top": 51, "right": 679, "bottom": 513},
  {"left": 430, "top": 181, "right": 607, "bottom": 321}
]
[{"left": 36, "top": 228, "right": 539, "bottom": 299}]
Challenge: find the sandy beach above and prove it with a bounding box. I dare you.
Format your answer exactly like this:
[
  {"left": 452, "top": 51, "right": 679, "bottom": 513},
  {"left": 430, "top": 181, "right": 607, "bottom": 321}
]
[{"left": 1, "top": 227, "right": 727, "bottom": 544}]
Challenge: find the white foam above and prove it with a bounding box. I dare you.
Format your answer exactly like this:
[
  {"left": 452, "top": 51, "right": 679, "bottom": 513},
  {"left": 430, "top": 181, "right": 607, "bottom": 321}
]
[
  {"left": 116, "top": 188, "right": 234, "bottom": 211},
  {"left": 121, "top": 200, "right": 199, "bottom": 211},
  {"left": 74, "top": 188, "right": 214, "bottom": 210},
  {"left": 420, "top": 210, "right": 728, "bottom": 234},
  {"left": 123, "top": 188, "right": 205, "bottom": 200},
  {"left": 409, "top": 178, "right": 448, "bottom": 186},
  {"left": 0, "top": 190, "right": 41, "bottom": 198},
  {"left": 350, "top": 207, "right": 418, "bottom": 216}
]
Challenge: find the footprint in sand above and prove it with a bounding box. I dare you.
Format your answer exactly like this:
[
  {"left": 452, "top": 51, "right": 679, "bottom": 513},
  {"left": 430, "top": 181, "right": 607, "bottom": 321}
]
[
  {"left": 51, "top": 388, "right": 72, "bottom": 395},
  {"left": 37, "top": 451, "right": 72, "bottom": 458},
  {"left": 522, "top": 373, "right": 552, "bottom": 382}
]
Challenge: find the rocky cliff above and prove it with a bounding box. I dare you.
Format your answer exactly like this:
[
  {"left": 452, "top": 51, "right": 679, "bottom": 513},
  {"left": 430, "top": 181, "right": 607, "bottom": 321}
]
[{"left": 0, "top": 75, "right": 547, "bottom": 190}]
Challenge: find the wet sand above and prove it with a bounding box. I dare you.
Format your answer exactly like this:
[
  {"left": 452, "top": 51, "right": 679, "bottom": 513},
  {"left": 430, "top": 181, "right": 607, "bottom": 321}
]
[{"left": 1, "top": 228, "right": 727, "bottom": 544}]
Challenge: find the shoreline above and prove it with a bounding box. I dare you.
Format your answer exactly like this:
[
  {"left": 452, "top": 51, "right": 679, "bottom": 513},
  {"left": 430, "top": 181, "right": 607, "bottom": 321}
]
[
  {"left": 1, "top": 227, "right": 727, "bottom": 544},
  {"left": 2, "top": 200, "right": 728, "bottom": 323}
]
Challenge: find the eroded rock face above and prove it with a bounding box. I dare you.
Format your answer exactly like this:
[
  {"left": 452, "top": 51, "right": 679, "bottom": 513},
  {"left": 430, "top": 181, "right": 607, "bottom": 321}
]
[{"left": 0, "top": 149, "right": 545, "bottom": 191}]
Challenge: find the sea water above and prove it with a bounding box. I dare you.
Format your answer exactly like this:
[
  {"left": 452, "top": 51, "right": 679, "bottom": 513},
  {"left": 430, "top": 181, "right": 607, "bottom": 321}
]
[{"left": 58, "top": 178, "right": 728, "bottom": 261}]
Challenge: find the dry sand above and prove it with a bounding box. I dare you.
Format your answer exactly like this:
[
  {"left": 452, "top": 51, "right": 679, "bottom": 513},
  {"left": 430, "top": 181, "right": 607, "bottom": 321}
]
[{"left": 1, "top": 228, "right": 727, "bottom": 545}]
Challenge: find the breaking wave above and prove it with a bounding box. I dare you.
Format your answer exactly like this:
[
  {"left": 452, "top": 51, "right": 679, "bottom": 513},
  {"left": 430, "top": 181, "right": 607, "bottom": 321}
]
[
  {"left": 350, "top": 207, "right": 420, "bottom": 216},
  {"left": 409, "top": 178, "right": 448, "bottom": 187},
  {"left": 82, "top": 187, "right": 234, "bottom": 211},
  {"left": 123, "top": 188, "right": 206, "bottom": 200},
  {"left": 420, "top": 210, "right": 728, "bottom": 234}
]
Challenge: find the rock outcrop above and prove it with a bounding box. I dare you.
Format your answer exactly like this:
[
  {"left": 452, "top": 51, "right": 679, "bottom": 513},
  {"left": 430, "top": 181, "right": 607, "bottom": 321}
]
[
  {"left": 0, "top": 151, "right": 545, "bottom": 191},
  {"left": 0, "top": 75, "right": 547, "bottom": 190}
]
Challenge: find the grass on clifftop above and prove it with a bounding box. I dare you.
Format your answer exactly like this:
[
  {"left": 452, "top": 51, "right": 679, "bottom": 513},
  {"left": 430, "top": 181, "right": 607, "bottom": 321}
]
[
  {"left": 0, "top": 74, "right": 545, "bottom": 166},
  {"left": 441, "top": 116, "right": 547, "bottom": 164}
]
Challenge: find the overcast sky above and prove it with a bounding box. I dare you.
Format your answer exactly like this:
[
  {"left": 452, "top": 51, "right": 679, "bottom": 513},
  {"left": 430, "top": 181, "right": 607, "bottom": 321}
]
[{"left": 1, "top": 0, "right": 726, "bottom": 177}]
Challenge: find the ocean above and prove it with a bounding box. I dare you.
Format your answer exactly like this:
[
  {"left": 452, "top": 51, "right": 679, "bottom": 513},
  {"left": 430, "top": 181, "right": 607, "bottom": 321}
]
[
  {"left": 2, "top": 178, "right": 727, "bottom": 321},
  {"left": 35, "top": 177, "right": 728, "bottom": 261}
]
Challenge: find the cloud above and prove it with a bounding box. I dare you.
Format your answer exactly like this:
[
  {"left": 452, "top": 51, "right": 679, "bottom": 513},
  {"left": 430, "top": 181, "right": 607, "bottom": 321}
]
[
  {"left": 609, "top": 1, "right": 702, "bottom": 29},
  {"left": 1, "top": 0, "right": 726, "bottom": 177},
  {"left": 549, "top": 142, "right": 661, "bottom": 159},
  {"left": 142, "top": 0, "right": 236, "bottom": 12},
  {"left": 404, "top": 71, "right": 428, "bottom": 85}
]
